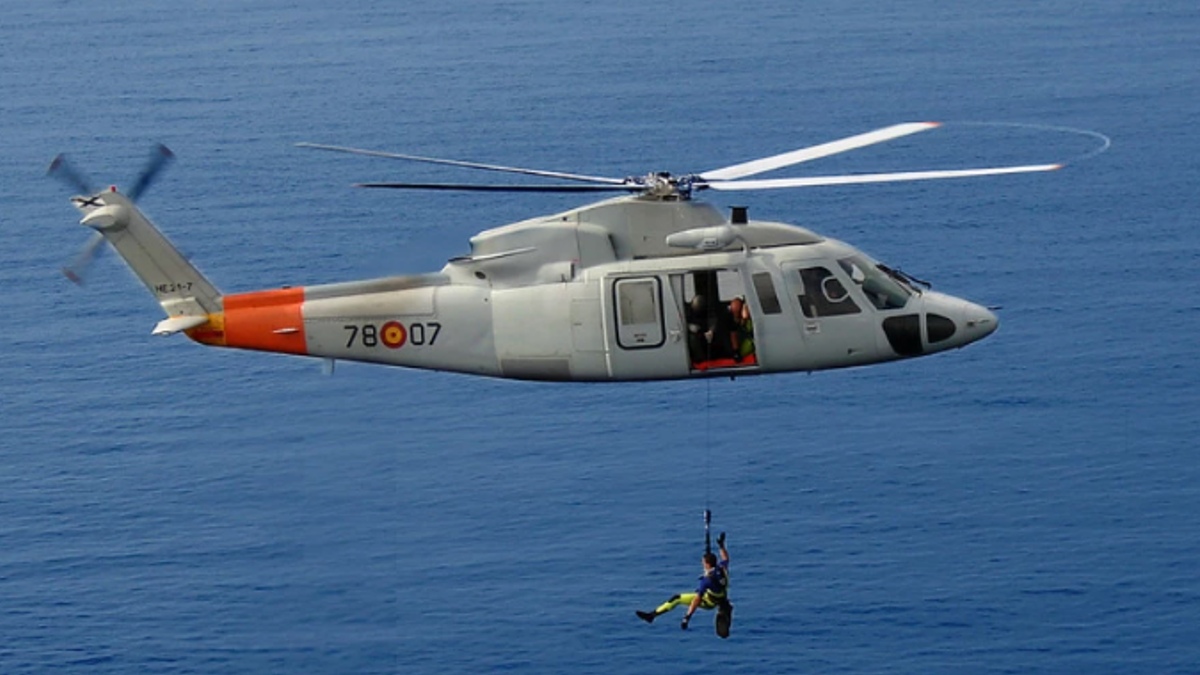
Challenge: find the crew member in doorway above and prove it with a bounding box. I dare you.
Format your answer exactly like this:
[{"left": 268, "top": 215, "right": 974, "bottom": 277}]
[
  {"left": 636, "top": 532, "right": 734, "bottom": 637},
  {"left": 687, "top": 295, "right": 737, "bottom": 362},
  {"left": 729, "top": 297, "right": 754, "bottom": 362}
]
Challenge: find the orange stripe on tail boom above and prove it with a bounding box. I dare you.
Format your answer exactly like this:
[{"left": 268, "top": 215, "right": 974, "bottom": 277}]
[{"left": 187, "top": 287, "right": 307, "bottom": 355}]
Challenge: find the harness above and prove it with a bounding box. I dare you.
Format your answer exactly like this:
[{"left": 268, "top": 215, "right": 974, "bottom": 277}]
[
  {"left": 701, "top": 510, "right": 730, "bottom": 607},
  {"left": 699, "top": 566, "right": 729, "bottom": 606}
]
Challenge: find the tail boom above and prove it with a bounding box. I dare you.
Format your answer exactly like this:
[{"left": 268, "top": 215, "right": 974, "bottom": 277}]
[{"left": 69, "top": 189, "right": 462, "bottom": 367}]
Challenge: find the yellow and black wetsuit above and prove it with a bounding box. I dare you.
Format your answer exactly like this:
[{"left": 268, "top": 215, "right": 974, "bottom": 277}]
[{"left": 653, "top": 560, "right": 730, "bottom": 615}]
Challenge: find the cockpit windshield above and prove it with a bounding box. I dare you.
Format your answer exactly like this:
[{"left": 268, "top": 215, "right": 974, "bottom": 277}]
[{"left": 837, "top": 255, "right": 911, "bottom": 310}]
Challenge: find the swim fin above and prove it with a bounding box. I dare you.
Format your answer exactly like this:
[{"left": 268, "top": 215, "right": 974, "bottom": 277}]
[{"left": 715, "top": 602, "right": 733, "bottom": 638}]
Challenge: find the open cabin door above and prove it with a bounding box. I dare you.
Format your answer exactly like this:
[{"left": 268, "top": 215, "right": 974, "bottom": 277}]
[{"left": 681, "top": 268, "right": 759, "bottom": 373}]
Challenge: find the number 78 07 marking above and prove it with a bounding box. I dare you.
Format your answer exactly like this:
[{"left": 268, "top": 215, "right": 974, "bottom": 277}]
[{"left": 344, "top": 322, "right": 441, "bottom": 349}]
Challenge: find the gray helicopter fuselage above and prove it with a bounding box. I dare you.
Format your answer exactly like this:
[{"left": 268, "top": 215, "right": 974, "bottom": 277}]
[
  {"left": 288, "top": 196, "right": 998, "bottom": 381},
  {"left": 67, "top": 190, "right": 996, "bottom": 381}
]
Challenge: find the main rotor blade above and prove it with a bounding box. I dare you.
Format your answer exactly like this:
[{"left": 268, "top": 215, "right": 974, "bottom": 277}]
[
  {"left": 701, "top": 163, "right": 1062, "bottom": 191},
  {"left": 47, "top": 153, "right": 95, "bottom": 195},
  {"left": 357, "top": 181, "right": 637, "bottom": 193},
  {"left": 126, "top": 144, "right": 175, "bottom": 201},
  {"left": 699, "top": 122, "right": 940, "bottom": 181},
  {"left": 62, "top": 232, "right": 106, "bottom": 285},
  {"left": 298, "top": 142, "right": 627, "bottom": 186}
]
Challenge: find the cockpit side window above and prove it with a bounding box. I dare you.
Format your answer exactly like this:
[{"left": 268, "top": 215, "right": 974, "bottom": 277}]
[
  {"left": 796, "top": 266, "right": 861, "bottom": 318},
  {"left": 838, "top": 256, "right": 911, "bottom": 311}
]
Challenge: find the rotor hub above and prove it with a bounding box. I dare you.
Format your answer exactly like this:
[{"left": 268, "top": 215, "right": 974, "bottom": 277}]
[{"left": 628, "top": 172, "right": 701, "bottom": 200}]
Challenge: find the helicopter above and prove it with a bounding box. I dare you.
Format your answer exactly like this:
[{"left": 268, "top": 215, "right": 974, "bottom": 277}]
[{"left": 51, "top": 122, "right": 1073, "bottom": 382}]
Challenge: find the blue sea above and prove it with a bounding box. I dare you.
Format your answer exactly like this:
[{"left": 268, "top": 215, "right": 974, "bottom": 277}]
[{"left": 2, "top": 1, "right": 1198, "bottom": 673}]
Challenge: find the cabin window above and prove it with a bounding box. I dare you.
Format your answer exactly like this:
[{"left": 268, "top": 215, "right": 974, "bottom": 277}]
[
  {"left": 618, "top": 279, "right": 658, "bottom": 326},
  {"left": 751, "top": 272, "right": 782, "bottom": 315},
  {"left": 837, "top": 255, "right": 910, "bottom": 310},
  {"left": 614, "top": 277, "right": 665, "bottom": 349},
  {"left": 796, "top": 266, "right": 861, "bottom": 318}
]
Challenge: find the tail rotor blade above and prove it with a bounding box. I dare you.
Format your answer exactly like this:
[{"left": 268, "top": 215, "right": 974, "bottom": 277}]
[
  {"left": 51, "top": 143, "right": 172, "bottom": 287},
  {"left": 47, "top": 154, "right": 95, "bottom": 195},
  {"left": 126, "top": 144, "right": 175, "bottom": 201},
  {"left": 62, "top": 232, "right": 106, "bottom": 285}
]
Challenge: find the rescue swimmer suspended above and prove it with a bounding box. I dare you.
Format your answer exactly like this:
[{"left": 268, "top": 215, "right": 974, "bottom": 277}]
[{"left": 49, "top": 122, "right": 1103, "bottom": 382}]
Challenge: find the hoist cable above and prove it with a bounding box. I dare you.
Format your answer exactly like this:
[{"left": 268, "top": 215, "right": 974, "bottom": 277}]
[{"left": 704, "top": 378, "right": 713, "bottom": 554}]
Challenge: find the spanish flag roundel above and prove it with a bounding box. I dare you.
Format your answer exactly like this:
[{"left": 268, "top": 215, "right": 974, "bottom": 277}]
[{"left": 381, "top": 321, "right": 407, "bottom": 349}]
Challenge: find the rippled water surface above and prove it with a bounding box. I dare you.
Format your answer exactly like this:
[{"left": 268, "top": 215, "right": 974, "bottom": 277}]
[{"left": 2, "top": 2, "right": 1198, "bottom": 673}]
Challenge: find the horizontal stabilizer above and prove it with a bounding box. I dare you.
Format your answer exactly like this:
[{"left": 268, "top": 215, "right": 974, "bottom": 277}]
[{"left": 152, "top": 315, "right": 210, "bottom": 336}]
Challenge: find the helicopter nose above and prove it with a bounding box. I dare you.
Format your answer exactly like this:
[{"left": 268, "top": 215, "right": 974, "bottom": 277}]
[
  {"left": 921, "top": 294, "right": 999, "bottom": 353},
  {"left": 962, "top": 302, "right": 1000, "bottom": 342}
]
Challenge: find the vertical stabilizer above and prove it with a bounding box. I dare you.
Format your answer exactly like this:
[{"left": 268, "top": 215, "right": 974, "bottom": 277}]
[{"left": 73, "top": 189, "right": 222, "bottom": 335}]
